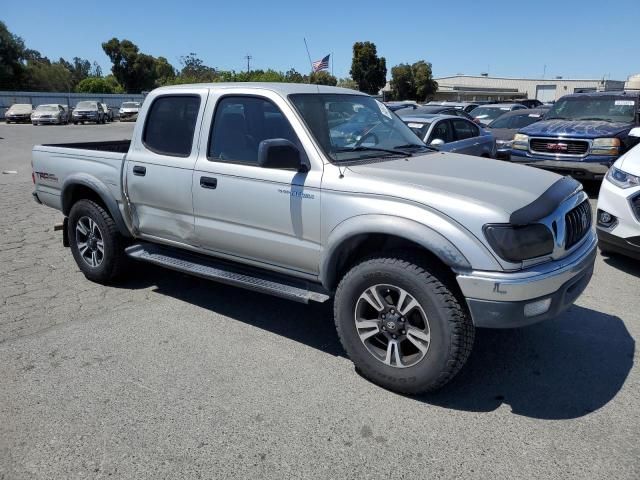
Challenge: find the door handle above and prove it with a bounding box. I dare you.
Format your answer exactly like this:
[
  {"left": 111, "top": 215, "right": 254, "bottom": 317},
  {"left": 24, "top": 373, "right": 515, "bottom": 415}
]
[
  {"left": 132, "top": 165, "right": 146, "bottom": 176},
  {"left": 200, "top": 176, "right": 217, "bottom": 189}
]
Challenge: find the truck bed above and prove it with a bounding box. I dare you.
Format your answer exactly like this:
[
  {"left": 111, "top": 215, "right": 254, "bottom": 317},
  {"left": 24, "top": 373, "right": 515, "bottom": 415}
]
[{"left": 41, "top": 140, "right": 131, "bottom": 153}]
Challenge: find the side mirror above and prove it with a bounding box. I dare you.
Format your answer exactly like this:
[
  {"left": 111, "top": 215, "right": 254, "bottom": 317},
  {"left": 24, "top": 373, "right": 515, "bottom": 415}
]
[
  {"left": 629, "top": 127, "right": 640, "bottom": 138},
  {"left": 430, "top": 138, "right": 445, "bottom": 147},
  {"left": 258, "top": 139, "right": 309, "bottom": 172}
]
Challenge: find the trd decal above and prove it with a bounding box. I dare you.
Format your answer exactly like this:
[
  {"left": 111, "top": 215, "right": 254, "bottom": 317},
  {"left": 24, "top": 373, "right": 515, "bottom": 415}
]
[{"left": 35, "top": 172, "right": 59, "bottom": 182}]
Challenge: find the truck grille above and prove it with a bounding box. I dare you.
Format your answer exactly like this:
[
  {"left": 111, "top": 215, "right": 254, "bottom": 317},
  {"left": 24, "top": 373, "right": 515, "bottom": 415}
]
[
  {"left": 565, "top": 200, "right": 591, "bottom": 250},
  {"left": 530, "top": 138, "right": 589, "bottom": 156}
]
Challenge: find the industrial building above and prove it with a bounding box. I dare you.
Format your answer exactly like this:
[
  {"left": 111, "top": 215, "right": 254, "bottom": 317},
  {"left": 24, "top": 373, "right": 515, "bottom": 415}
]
[
  {"left": 431, "top": 75, "right": 626, "bottom": 102},
  {"left": 380, "top": 74, "right": 631, "bottom": 102}
]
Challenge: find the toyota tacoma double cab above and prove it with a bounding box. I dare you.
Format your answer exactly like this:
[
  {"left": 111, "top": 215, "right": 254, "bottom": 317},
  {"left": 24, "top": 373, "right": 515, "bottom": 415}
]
[{"left": 32, "top": 83, "right": 597, "bottom": 394}]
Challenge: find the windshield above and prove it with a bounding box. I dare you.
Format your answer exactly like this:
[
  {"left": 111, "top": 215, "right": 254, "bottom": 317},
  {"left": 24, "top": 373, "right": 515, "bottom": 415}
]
[
  {"left": 122, "top": 102, "right": 139, "bottom": 108},
  {"left": 545, "top": 96, "right": 637, "bottom": 123},
  {"left": 36, "top": 105, "right": 59, "bottom": 112},
  {"left": 8, "top": 104, "right": 32, "bottom": 113},
  {"left": 76, "top": 101, "right": 97, "bottom": 110},
  {"left": 469, "top": 106, "right": 510, "bottom": 121},
  {"left": 289, "top": 94, "right": 428, "bottom": 162},
  {"left": 490, "top": 113, "right": 542, "bottom": 129}
]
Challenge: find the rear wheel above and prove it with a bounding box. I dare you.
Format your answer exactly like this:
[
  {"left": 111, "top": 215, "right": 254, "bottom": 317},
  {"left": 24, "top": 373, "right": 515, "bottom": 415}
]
[
  {"left": 68, "top": 199, "right": 127, "bottom": 284},
  {"left": 334, "top": 254, "right": 474, "bottom": 394}
]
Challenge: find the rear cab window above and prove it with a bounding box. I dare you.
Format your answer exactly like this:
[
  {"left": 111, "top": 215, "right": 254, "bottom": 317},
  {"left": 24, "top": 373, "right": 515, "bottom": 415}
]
[{"left": 143, "top": 95, "right": 201, "bottom": 157}]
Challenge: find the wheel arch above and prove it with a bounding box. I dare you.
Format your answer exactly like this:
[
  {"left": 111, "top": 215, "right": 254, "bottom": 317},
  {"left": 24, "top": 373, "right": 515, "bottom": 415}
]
[
  {"left": 61, "top": 174, "right": 131, "bottom": 237},
  {"left": 320, "top": 215, "right": 472, "bottom": 291}
]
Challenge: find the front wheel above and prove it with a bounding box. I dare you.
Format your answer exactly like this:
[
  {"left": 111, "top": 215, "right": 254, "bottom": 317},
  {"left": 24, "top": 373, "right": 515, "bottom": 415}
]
[
  {"left": 334, "top": 255, "right": 474, "bottom": 394},
  {"left": 68, "top": 199, "right": 127, "bottom": 284}
]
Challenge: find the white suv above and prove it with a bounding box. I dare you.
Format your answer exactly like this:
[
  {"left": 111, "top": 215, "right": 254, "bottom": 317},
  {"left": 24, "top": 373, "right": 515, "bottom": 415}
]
[{"left": 597, "top": 130, "right": 640, "bottom": 260}]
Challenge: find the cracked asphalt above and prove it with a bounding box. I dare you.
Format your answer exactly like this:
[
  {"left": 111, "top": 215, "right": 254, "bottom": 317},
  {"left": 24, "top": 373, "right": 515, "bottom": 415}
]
[{"left": 1, "top": 122, "right": 639, "bottom": 479}]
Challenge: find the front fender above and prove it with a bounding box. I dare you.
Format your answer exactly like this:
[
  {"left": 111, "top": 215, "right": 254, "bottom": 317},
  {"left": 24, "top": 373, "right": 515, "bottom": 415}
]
[
  {"left": 61, "top": 173, "right": 131, "bottom": 237},
  {"left": 319, "top": 214, "right": 497, "bottom": 290}
]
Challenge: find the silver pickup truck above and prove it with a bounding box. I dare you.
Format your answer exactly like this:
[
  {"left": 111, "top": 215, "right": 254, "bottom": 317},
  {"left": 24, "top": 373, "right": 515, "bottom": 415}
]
[{"left": 32, "top": 83, "right": 596, "bottom": 394}]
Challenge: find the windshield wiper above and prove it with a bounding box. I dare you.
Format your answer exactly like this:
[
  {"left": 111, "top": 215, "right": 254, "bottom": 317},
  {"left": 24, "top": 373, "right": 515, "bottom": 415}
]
[
  {"left": 333, "top": 146, "right": 412, "bottom": 157},
  {"left": 393, "top": 143, "right": 437, "bottom": 152},
  {"left": 545, "top": 116, "right": 569, "bottom": 120}
]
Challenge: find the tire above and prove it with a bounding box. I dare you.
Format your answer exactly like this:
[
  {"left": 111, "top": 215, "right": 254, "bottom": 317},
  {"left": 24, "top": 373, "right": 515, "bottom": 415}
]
[
  {"left": 68, "top": 199, "right": 127, "bottom": 284},
  {"left": 334, "top": 254, "right": 474, "bottom": 394}
]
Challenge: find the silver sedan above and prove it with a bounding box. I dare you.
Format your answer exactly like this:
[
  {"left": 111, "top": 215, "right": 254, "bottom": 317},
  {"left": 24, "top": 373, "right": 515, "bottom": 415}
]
[{"left": 401, "top": 114, "right": 496, "bottom": 157}]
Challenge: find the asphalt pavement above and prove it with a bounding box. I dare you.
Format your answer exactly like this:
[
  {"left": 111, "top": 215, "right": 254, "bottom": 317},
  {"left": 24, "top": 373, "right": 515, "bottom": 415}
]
[{"left": 0, "top": 122, "right": 638, "bottom": 479}]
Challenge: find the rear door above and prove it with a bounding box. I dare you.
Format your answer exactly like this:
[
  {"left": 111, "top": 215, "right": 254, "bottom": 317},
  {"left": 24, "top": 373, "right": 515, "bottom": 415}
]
[{"left": 125, "top": 89, "right": 209, "bottom": 246}]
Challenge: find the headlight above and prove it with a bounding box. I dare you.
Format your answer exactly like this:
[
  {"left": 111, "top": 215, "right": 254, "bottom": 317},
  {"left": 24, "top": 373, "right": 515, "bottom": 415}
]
[
  {"left": 484, "top": 224, "right": 554, "bottom": 262},
  {"left": 606, "top": 166, "right": 640, "bottom": 189},
  {"left": 591, "top": 137, "right": 620, "bottom": 155},
  {"left": 512, "top": 134, "right": 529, "bottom": 150},
  {"left": 496, "top": 139, "right": 513, "bottom": 147}
]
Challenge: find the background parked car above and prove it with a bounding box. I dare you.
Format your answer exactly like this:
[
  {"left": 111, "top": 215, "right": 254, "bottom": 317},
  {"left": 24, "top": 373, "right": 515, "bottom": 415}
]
[
  {"left": 72, "top": 101, "right": 105, "bottom": 124},
  {"left": 486, "top": 109, "right": 546, "bottom": 159},
  {"left": 5, "top": 104, "right": 33, "bottom": 123},
  {"left": 469, "top": 103, "right": 528, "bottom": 126},
  {"left": 119, "top": 101, "right": 141, "bottom": 121},
  {"left": 99, "top": 102, "right": 114, "bottom": 122},
  {"left": 597, "top": 139, "right": 640, "bottom": 260},
  {"left": 510, "top": 91, "right": 640, "bottom": 180},
  {"left": 396, "top": 104, "right": 476, "bottom": 122},
  {"left": 402, "top": 114, "right": 496, "bottom": 157},
  {"left": 516, "top": 99, "right": 543, "bottom": 108},
  {"left": 31, "top": 104, "right": 68, "bottom": 125}
]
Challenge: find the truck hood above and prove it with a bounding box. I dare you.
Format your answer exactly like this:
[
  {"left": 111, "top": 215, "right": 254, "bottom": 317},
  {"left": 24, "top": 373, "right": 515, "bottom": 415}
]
[
  {"left": 519, "top": 119, "right": 632, "bottom": 138},
  {"left": 346, "top": 152, "right": 564, "bottom": 221}
]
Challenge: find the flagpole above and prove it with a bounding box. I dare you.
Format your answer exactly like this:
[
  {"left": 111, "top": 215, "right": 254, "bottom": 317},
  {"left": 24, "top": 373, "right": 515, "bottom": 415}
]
[
  {"left": 303, "top": 38, "right": 313, "bottom": 83},
  {"left": 331, "top": 51, "right": 333, "bottom": 77}
]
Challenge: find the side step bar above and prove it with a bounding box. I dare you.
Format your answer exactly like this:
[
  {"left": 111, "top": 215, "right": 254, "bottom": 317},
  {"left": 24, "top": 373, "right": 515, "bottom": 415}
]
[{"left": 125, "top": 243, "right": 331, "bottom": 304}]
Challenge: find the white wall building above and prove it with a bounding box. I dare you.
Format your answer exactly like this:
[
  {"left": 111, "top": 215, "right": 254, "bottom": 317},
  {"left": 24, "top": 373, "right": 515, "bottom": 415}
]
[{"left": 431, "top": 75, "right": 625, "bottom": 102}]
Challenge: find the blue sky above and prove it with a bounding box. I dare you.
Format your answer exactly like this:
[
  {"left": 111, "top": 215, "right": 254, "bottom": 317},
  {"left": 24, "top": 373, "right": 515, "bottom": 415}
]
[{"left": 4, "top": 0, "right": 639, "bottom": 81}]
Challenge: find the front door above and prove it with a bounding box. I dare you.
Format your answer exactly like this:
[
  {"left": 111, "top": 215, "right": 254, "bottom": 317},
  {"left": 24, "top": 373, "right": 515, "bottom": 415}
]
[
  {"left": 125, "top": 90, "right": 208, "bottom": 245},
  {"left": 192, "top": 92, "right": 323, "bottom": 275}
]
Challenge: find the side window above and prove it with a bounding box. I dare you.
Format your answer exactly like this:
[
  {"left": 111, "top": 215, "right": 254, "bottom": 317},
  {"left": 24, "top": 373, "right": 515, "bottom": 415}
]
[
  {"left": 209, "top": 96, "right": 300, "bottom": 165},
  {"left": 452, "top": 119, "right": 477, "bottom": 140},
  {"left": 429, "top": 120, "right": 454, "bottom": 144},
  {"left": 143, "top": 95, "right": 201, "bottom": 157}
]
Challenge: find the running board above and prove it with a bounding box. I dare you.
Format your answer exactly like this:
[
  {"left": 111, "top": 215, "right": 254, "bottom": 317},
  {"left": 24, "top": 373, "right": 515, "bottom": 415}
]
[{"left": 125, "top": 243, "right": 331, "bottom": 304}]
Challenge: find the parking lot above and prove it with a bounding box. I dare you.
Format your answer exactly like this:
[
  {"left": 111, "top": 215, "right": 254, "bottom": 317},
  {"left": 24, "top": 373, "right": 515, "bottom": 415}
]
[{"left": 1, "top": 122, "right": 639, "bottom": 479}]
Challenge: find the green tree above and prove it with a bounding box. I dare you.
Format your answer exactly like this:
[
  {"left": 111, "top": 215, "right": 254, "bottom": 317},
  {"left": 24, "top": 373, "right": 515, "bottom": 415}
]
[
  {"left": 350, "top": 41, "right": 387, "bottom": 95},
  {"left": 155, "top": 56, "right": 176, "bottom": 85},
  {"left": 412, "top": 60, "right": 438, "bottom": 102},
  {"left": 178, "top": 53, "right": 215, "bottom": 82},
  {"left": 24, "top": 59, "right": 73, "bottom": 92},
  {"left": 75, "top": 75, "right": 124, "bottom": 93},
  {"left": 102, "top": 38, "right": 168, "bottom": 92},
  {"left": 390, "top": 63, "right": 415, "bottom": 100},
  {"left": 0, "top": 21, "right": 26, "bottom": 89},
  {"left": 337, "top": 77, "right": 358, "bottom": 90},
  {"left": 310, "top": 70, "right": 337, "bottom": 86},
  {"left": 285, "top": 68, "right": 305, "bottom": 83}
]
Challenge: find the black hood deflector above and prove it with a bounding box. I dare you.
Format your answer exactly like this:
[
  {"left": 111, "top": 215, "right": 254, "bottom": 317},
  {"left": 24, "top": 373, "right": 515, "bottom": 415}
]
[{"left": 509, "top": 176, "right": 581, "bottom": 225}]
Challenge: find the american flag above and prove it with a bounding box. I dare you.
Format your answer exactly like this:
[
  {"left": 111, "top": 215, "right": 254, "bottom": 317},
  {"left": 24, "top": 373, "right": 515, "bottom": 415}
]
[{"left": 312, "top": 54, "right": 330, "bottom": 73}]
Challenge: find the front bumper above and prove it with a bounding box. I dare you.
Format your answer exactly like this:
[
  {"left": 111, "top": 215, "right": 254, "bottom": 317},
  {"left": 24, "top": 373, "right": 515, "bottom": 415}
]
[
  {"left": 6, "top": 115, "right": 31, "bottom": 123},
  {"left": 457, "top": 231, "right": 597, "bottom": 328},
  {"left": 32, "top": 117, "right": 61, "bottom": 124},
  {"left": 510, "top": 149, "right": 616, "bottom": 180}
]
